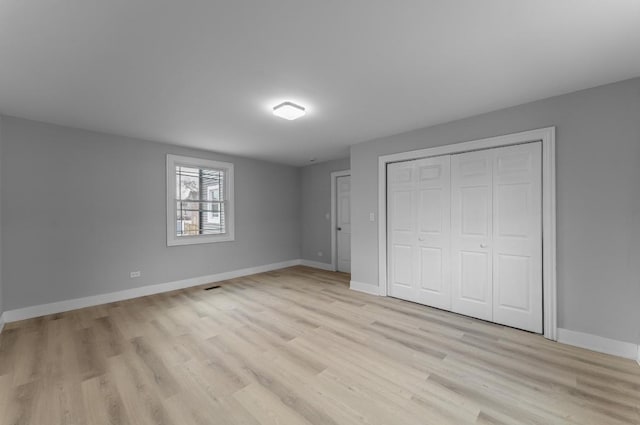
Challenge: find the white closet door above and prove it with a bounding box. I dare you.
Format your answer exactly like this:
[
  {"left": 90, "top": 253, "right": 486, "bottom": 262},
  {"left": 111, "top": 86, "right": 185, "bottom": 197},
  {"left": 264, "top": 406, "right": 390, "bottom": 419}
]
[
  {"left": 451, "top": 150, "right": 494, "bottom": 321},
  {"left": 388, "top": 156, "right": 451, "bottom": 307},
  {"left": 492, "top": 142, "right": 542, "bottom": 333},
  {"left": 387, "top": 161, "right": 417, "bottom": 301},
  {"left": 415, "top": 156, "right": 451, "bottom": 309},
  {"left": 389, "top": 142, "right": 542, "bottom": 333}
]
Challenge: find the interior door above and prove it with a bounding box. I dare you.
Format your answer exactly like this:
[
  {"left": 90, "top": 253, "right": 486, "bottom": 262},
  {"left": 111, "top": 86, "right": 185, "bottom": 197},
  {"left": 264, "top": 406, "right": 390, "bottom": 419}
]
[
  {"left": 336, "top": 175, "right": 351, "bottom": 273},
  {"left": 492, "top": 142, "right": 542, "bottom": 333},
  {"left": 415, "top": 156, "right": 452, "bottom": 309},
  {"left": 387, "top": 156, "right": 451, "bottom": 307},
  {"left": 387, "top": 161, "right": 416, "bottom": 301},
  {"left": 388, "top": 142, "right": 542, "bottom": 333},
  {"left": 451, "top": 149, "right": 494, "bottom": 321}
]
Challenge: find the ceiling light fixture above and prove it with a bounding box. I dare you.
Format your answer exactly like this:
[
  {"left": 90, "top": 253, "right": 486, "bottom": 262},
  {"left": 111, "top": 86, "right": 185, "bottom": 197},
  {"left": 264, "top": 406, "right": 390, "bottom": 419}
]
[{"left": 273, "top": 101, "right": 306, "bottom": 120}]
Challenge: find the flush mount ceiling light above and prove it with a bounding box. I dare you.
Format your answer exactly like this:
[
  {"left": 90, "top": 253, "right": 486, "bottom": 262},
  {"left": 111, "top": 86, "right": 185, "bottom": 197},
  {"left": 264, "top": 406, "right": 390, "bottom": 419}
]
[{"left": 273, "top": 101, "right": 306, "bottom": 120}]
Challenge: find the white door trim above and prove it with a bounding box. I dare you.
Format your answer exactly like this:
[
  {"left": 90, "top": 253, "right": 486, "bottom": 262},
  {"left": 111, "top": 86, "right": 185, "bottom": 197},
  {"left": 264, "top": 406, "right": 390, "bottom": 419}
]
[
  {"left": 378, "top": 127, "right": 557, "bottom": 340},
  {"left": 331, "top": 169, "right": 351, "bottom": 272}
]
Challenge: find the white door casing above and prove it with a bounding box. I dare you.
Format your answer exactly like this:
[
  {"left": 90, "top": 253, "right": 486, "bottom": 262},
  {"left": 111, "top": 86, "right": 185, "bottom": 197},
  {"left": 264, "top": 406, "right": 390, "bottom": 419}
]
[{"left": 336, "top": 175, "right": 352, "bottom": 273}]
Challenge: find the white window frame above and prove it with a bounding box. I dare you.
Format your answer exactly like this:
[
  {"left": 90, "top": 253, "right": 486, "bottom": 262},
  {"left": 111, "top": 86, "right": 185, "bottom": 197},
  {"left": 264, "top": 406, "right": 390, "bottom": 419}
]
[{"left": 166, "top": 154, "right": 235, "bottom": 246}]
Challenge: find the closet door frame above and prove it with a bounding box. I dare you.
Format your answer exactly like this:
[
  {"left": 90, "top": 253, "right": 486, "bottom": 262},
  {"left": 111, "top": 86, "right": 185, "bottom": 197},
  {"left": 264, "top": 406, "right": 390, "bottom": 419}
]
[{"left": 378, "top": 127, "right": 557, "bottom": 341}]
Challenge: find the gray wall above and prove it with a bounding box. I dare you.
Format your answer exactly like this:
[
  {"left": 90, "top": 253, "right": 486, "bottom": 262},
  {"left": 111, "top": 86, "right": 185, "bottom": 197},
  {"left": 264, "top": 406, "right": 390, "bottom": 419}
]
[
  {"left": 351, "top": 78, "right": 640, "bottom": 344},
  {"left": 300, "top": 158, "right": 350, "bottom": 265},
  {"left": 1, "top": 117, "right": 301, "bottom": 311}
]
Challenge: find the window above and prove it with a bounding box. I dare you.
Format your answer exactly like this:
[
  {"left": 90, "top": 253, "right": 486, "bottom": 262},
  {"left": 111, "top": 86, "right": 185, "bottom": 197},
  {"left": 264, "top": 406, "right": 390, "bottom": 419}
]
[{"left": 167, "top": 154, "right": 234, "bottom": 246}]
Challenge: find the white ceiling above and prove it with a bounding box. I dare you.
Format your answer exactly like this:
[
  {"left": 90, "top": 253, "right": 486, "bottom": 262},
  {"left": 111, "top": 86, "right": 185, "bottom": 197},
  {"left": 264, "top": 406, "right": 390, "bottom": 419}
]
[{"left": 1, "top": 1, "right": 639, "bottom": 166}]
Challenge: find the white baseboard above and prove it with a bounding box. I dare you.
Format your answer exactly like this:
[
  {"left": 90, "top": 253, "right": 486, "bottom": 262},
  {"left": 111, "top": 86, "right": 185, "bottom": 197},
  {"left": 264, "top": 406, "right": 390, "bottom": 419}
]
[
  {"left": 350, "top": 280, "right": 380, "bottom": 296},
  {"left": 300, "top": 259, "right": 335, "bottom": 271},
  {"left": 3, "top": 259, "right": 301, "bottom": 323},
  {"left": 3, "top": 264, "right": 639, "bottom": 365},
  {"left": 557, "top": 328, "right": 640, "bottom": 361}
]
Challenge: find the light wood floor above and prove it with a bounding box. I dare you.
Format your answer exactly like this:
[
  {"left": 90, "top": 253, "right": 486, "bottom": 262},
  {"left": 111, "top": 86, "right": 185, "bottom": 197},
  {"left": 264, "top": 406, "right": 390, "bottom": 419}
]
[{"left": 1, "top": 266, "right": 639, "bottom": 425}]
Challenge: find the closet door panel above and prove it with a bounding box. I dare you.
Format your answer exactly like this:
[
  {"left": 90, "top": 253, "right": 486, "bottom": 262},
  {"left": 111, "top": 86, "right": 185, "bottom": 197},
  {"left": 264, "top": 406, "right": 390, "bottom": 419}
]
[
  {"left": 492, "top": 142, "right": 542, "bottom": 333},
  {"left": 451, "top": 150, "right": 493, "bottom": 321},
  {"left": 415, "top": 156, "right": 451, "bottom": 310},
  {"left": 387, "top": 161, "right": 418, "bottom": 302}
]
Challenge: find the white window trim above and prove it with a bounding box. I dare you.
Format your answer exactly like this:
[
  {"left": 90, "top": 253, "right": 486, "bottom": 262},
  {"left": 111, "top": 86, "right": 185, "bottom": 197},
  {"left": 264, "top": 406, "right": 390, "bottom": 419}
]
[
  {"left": 377, "top": 126, "right": 557, "bottom": 341},
  {"left": 166, "top": 154, "right": 235, "bottom": 246}
]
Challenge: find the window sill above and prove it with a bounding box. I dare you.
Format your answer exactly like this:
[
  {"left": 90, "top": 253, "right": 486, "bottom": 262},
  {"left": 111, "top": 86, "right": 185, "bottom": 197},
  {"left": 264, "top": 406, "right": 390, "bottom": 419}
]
[{"left": 167, "top": 234, "right": 235, "bottom": 246}]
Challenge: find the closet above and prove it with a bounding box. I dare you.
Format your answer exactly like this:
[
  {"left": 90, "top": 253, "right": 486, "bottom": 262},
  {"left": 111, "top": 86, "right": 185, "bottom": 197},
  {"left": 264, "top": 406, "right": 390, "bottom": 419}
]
[{"left": 387, "top": 141, "right": 542, "bottom": 333}]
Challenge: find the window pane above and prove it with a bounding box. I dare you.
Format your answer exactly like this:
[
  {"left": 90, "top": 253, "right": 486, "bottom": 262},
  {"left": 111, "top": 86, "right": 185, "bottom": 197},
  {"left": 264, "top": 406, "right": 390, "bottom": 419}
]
[
  {"left": 202, "top": 169, "right": 224, "bottom": 201},
  {"left": 176, "top": 166, "right": 201, "bottom": 201},
  {"left": 176, "top": 200, "right": 225, "bottom": 236},
  {"left": 176, "top": 201, "right": 201, "bottom": 236},
  {"left": 201, "top": 202, "right": 225, "bottom": 235}
]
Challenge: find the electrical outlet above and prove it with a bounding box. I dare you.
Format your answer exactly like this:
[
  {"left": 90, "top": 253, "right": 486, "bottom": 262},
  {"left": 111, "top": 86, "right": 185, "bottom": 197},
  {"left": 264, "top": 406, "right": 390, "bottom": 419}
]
[
  {"left": 369, "top": 212, "right": 375, "bottom": 221},
  {"left": 317, "top": 251, "right": 323, "bottom": 257},
  {"left": 130, "top": 271, "right": 141, "bottom": 278}
]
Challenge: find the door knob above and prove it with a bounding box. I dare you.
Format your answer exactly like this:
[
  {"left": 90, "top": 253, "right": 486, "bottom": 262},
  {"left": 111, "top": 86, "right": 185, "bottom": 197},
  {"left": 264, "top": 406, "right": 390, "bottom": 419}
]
[
  {"left": 337, "top": 227, "right": 342, "bottom": 231},
  {"left": 480, "top": 243, "right": 488, "bottom": 248},
  {"left": 418, "top": 237, "right": 425, "bottom": 241}
]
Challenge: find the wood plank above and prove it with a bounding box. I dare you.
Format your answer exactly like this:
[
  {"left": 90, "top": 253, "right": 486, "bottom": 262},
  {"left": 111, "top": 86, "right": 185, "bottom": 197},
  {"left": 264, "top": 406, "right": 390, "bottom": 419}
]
[{"left": 0, "top": 266, "right": 638, "bottom": 425}]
